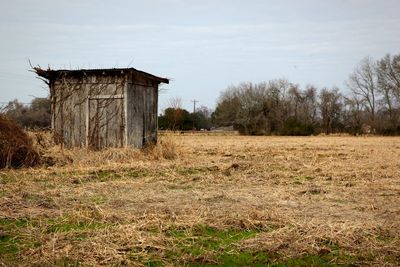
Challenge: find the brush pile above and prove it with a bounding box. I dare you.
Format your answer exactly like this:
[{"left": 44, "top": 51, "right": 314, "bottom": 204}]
[{"left": 0, "top": 115, "right": 41, "bottom": 168}]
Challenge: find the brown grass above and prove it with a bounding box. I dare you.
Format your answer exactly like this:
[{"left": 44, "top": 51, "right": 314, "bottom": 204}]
[
  {"left": 0, "top": 134, "right": 399, "bottom": 266},
  {"left": 0, "top": 116, "right": 40, "bottom": 168}
]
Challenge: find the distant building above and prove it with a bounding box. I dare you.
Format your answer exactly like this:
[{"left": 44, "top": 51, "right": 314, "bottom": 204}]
[{"left": 35, "top": 67, "right": 169, "bottom": 149}]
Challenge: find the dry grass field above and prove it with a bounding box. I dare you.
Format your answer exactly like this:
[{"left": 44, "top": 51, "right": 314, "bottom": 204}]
[{"left": 1, "top": 133, "right": 400, "bottom": 266}]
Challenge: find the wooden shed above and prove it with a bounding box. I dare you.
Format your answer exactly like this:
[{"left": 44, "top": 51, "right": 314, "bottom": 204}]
[{"left": 35, "top": 67, "right": 169, "bottom": 149}]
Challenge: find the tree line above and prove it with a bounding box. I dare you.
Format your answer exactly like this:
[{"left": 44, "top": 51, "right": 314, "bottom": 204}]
[
  {"left": 212, "top": 54, "right": 400, "bottom": 135},
  {"left": 2, "top": 53, "right": 399, "bottom": 135},
  {"left": 1, "top": 98, "right": 51, "bottom": 128},
  {"left": 158, "top": 97, "right": 213, "bottom": 131}
]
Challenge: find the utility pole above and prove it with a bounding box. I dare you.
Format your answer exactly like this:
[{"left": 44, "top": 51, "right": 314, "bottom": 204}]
[
  {"left": 191, "top": 99, "right": 199, "bottom": 114},
  {"left": 191, "top": 99, "right": 199, "bottom": 131}
]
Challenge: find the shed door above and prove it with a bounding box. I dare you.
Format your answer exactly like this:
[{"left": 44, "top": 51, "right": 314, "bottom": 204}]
[{"left": 87, "top": 95, "right": 124, "bottom": 150}]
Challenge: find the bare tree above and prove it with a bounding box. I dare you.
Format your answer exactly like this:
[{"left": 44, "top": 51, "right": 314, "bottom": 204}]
[
  {"left": 377, "top": 54, "right": 400, "bottom": 99},
  {"left": 303, "top": 85, "right": 318, "bottom": 124},
  {"left": 376, "top": 54, "right": 400, "bottom": 127},
  {"left": 212, "top": 85, "right": 241, "bottom": 128},
  {"left": 287, "top": 84, "right": 302, "bottom": 120},
  {"left": 343, "top": 94, "right": 365, "bottom": 134},
  {"left": 213, "top": 79, "right": 316, "bottom": 135},
  {"left": 196, "top": 105, "right": 212, "bottom": 119},
  {"left": 212, "top": 54, "right": 400, "bottom": 136},
  {"left": 319, "top": 88, "right": 343, "bottom": 134},
  {"left": 348, "top": 57, "right": 378, "bottom": 126}
]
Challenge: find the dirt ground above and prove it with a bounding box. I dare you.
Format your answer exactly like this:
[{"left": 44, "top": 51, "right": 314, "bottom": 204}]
[{"left": 1, "top": 134, "right": 399, "bottom": 266}]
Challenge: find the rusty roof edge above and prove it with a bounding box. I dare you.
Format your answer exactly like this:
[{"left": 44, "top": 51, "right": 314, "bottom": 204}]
[
  {"left": 34, "top": 67, "right": 169, "bottom": 84},
  {"left": 133, "top": 69, "right": 169, "bottom": 84}
]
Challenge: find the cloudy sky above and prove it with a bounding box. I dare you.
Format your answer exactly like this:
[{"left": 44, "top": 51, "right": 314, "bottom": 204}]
[{"left": 1, "top": 0, "right": 399, "bottom": 111}]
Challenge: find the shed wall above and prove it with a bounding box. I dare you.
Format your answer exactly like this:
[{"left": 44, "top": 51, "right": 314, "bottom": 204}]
[
  {"left": 126, "top": 77, "right": 158, "bottom": 148},
  {"left": 51, "top": 71, "right": 159, "bottom": 149},
  {"left": 52, "top": 74, "right": 126, "bottom": 148}
]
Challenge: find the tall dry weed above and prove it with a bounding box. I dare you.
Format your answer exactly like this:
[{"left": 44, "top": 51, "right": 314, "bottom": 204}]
[
  {"left": 28, "top": 130, "right": 55, "bottom": 152},
  {"left": 26, "top": 130, "right": 181, "bottom": 167},
  {"left": 144, "top": 133, "right": 181, "bottom": 160}
]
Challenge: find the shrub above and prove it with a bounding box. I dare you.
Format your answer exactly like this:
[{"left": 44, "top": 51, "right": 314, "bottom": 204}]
[{"left": 281, "top": 118, "right": 315, "bottom": 136}]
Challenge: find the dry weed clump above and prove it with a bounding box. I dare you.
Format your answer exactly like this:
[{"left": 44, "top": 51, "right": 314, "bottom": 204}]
[
  {"left": 56, "top": 136, "right": 181, "bottom": 166},
  {"left": 144, "top": 134, "right": 181, "bottom": 160},
  {"left": 26, "top": 130, "right": 142, "bottom": 167},
  {"left": 35, "top": 146, "right": 142, "bottom": 168},
  {"left": 0, "top": 115, "right": 40, "bottom": 168},
  {"left": 28, "top": 129, "right": 55, "bottom": 153},
  {"left": 23, "top": 131, "right": 181, "bottom": 168},
  {"left": 24, "top": 130, "right": 182, "bottom": 167}
]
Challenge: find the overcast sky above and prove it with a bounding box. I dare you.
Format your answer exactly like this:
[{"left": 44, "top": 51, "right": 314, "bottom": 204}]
[{"left": 1, "top": 0, "right": 399, "bottom": 111}]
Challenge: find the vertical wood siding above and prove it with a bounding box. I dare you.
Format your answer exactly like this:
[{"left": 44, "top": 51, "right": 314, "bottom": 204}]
[{"left": 51, "top": 71, "right": 159, "bottom": 149}]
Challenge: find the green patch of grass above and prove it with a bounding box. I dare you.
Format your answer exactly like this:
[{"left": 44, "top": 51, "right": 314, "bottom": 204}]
[
  {"left": 89, "top": 194, "right": 108, "bottom": 205},
  {"left": 168, "top": 225, "right": 258, "bottom": 247},
  {"left": 275, "top": 243, "right": 360, "bottom": 267},
  {"left": 133, "top": 225, "right": 358, "bottom": 266},
  {"left": 0, "top": 218, "right": 31, "bottom": 230},
  {"left": 46, "top": 217, "right": 107, "bottom": 233},
  {"left": 71, "top": 232, "right": 89, "bottom": 241},
  {"left": 0, "top": 173, "right": 16, "bottom": 184},
  {"left": 176, "top": 166, "right": 210, "bottom": 176},
  {"left": 0, "top": 218, "right": 39, "bottom": 263},
  {"left": 216, "top": 251, "right": 270, "bottom": 266},
  {"left": 188, "top": 253, "right": 354, "bottom": 267},
  {"left": 275, "top": 254, "right": 343, "bottom": 267},
  {"left": 90, "top": 169, "right": 122, "bottom": 182},
  {"left": 0, "top": 234, "right": 20, "bottom": 256},
  {"left": 85, "top": 168, "right": 152, "bottom": 183},
  {"left": 303, "top": 238, "right": 356, "bottom": 266},
  {"left": 161, "top": 225, "right": 264, "bottom": 265},
  {"left": 125, "top": 168, "right": 150, "bottom": 178}
]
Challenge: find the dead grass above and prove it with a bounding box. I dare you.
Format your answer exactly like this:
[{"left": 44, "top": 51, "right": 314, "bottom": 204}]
[
  {"left": 0, "top": 134, "right": 399, "bottom": 266},
  {"left": 0, "top": 116, "right": 40, "bottom": 168},
  {"left": 143, "top": 133, "right": 182, "bottom": 160}
]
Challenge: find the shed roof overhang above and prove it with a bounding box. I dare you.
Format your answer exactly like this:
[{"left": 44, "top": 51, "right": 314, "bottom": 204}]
[{"left": 34, "top": 67, "right": 169, "bottom": 84}]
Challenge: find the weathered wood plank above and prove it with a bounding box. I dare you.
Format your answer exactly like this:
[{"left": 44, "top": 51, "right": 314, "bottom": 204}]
[
  {"left": 52, "top": 70, "right": 161, "bottom": 149},
  {"left": 89, "top": 94, "right": 123, "bottom": 99}
]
